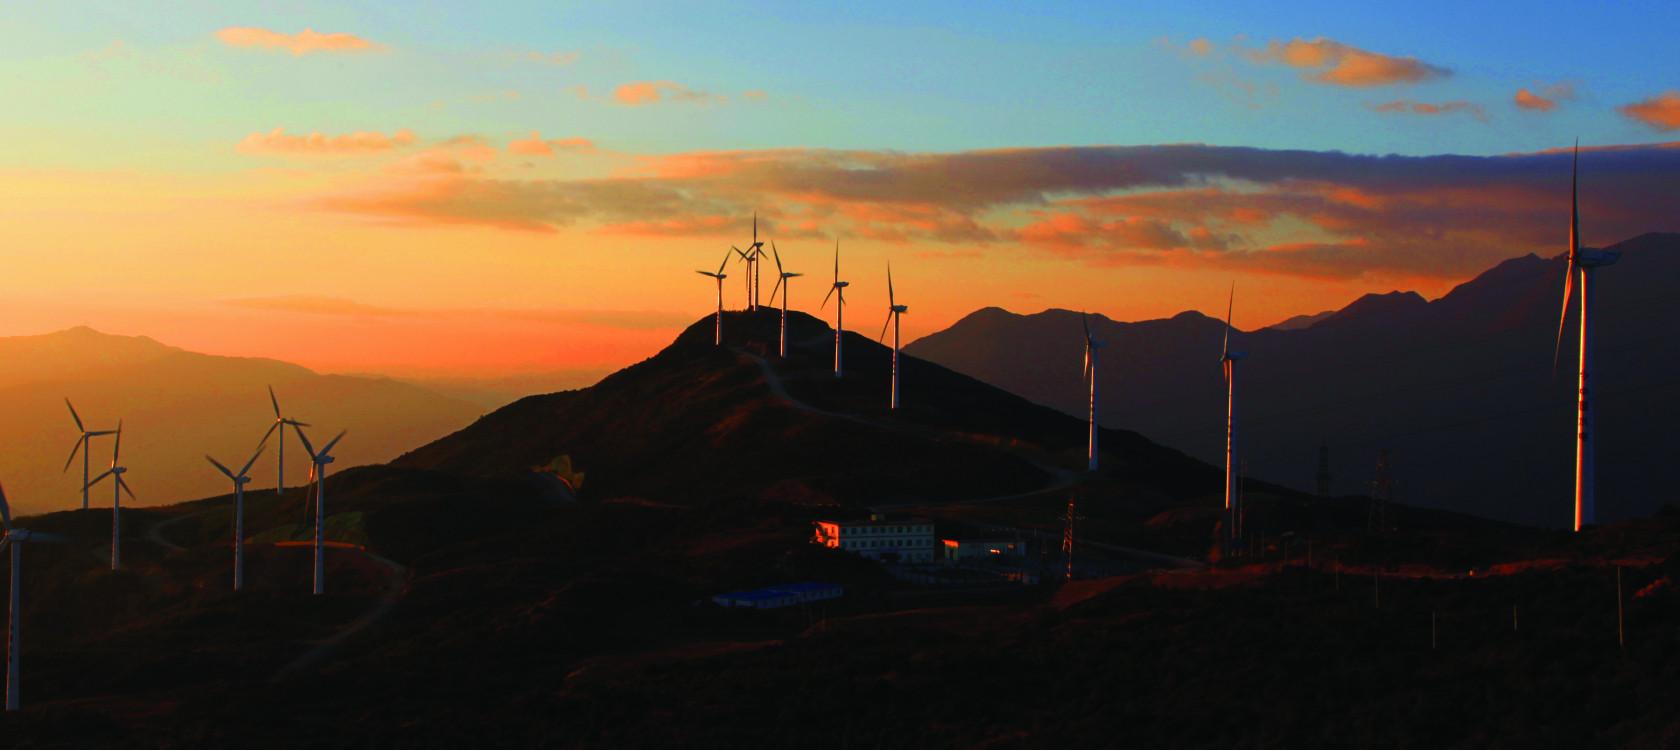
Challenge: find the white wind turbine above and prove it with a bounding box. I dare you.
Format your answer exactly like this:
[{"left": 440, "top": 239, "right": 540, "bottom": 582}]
[
  {"left": 294, "top": 427, "right": 345, "bottom": 595},
  {"left": 821, "top": 239, "right": 849, "bottom": 377},
  {"left": 260, "top": 387, "right": 309, "bottom": 507},
  {"left": 1553, "top": 141, "right": 1620, "bottom": 531},
  {"left": 1, "top": 481, "right": 67, "bottom": 712},
  {"left": 878, "top": 263, "right": 908, "bottom": 410},
  {"left": 61, "top": 399, "right": 117, "bottom": 511},
  {"left": 85, "top": 421, "right": 135, "bottom": 571},
  {"left": 769, "top": 242, "right": 802, "bottom": 358},
  {"left": 695, "top": 249, "right": 732, "bottom": 345},
  {"left": 1219, "top": 285, "right": 1246, "bottom": 545},
  {"left": 1082, "top": 313, "right": 1105, "bottom": 472},
  {"left": 733, "top": 212, "right": 766, "bottom": 310},
  {"left": 206, "top": 438, "right": 268, "bottom": 592}
]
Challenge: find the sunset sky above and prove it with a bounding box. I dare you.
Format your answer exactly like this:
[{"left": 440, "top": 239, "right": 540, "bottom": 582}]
[{"left": 3, "top": 1, "right": 1678, "bottom": 377}]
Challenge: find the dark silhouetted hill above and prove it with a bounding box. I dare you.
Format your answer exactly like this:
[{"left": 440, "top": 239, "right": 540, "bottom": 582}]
[{"left": 906, "top": 233, "right": 1680, "bottom": 527}]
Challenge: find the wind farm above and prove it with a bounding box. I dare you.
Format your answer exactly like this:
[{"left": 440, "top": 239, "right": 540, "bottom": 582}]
[{"left": 3, "top": 3, "right": 1680, "bottom": 747}]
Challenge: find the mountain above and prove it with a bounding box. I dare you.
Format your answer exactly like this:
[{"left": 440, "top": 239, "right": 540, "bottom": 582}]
[
  {"left": 906, "top": 233, "right": 1680, "bottom": 527},
  {"left": 0, "top": 327, "right": 483, "bottom": 514},
  {"left": 1267, "top": 309, "right": 1335, "bottom": 330}
]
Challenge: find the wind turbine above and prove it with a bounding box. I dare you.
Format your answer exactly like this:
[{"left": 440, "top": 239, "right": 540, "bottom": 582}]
[
  {"left": 86, "top": 421, "right": 134, "bottom": 571},
  {"left": 878, "top": 263, "right": 908, "bottom": 410},
  {"left": 61, "top": 399, "right": 116, "bottom": 511},
  {"left": 733, "top": 212, "right": 766, "bottom": 310},
  {"left": 294, "top": 427, "right": 345, "bottom": 595},
  {"left": 1082, "top": 313, "right": 1105, "bottom": 472},
  {"left": 821, "top": 238, "right": 849, "bottom": 377},
  {"left": 1, "top": 480, "right": 66, "bottom": 711},
  {"left": 1553, "top": 141, "right": 1620, "bottom": 532},
  {"left": 260, "top": 387, "right": 309, "bottom": 508},
  {"left": 1220, "top": 284, "right": 1246, "bottom": 546},
  {"left": 206, "top": 438, "right": 268, "bottom": 592},
  {"left": 696, "top": 248, "right": 732, "bottom": 345},
  {"left": 769, "top": 242, "right": 802, "bottom": 358}
]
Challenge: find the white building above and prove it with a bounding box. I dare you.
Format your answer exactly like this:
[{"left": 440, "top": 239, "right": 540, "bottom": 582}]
[
  {"left": 813, "top": 515, "right": 937, "bottom": 563},
  {"left": 939, "top": 537, "right": 1027, "bottom": 563}
]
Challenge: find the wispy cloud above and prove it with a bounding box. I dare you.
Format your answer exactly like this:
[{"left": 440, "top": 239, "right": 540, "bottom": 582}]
[
  {"left": 520, "top": 50, "right": 580, "bottom": 66},
  {"left": 1246, "top": 37, "right": 1448, "bottom": 87},
  {"left": 613, "top": 81, "right": 723, "bottom": 106},
  {"left": 310, "top": 142, "right": 1680, "bottom": 281},
  {"left": 237, "top": 128, "right": 416, "bottom": 155},
  {"left": 214, "top": 27, "right": 384, "bottom": 56},
  {"left": 1514, "top": 82, "right": 1574, "bottom": 112},
  {"left": 1371, "top": 99, "right": 1488, "bottom": 122},
  {"left": 1620, "top": 91, "right": 1680, "bottom": 132},
  {"left": 508, "top": 132, "right": 596, "bottom": 156}
]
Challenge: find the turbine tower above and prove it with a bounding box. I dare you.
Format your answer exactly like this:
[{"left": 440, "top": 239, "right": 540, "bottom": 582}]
[
  {"left": 294, "top": 427, "right": 345, "bottom": 595},
  {"left": 769, "top": 242, "right": 802, "bottom": 358},
  {"left": 733, "top": 212, "right": 766, "bottom": 310},
  {"left": 821, "top": 239, "right": 849, "bottom": 377},
  {"left": 85, "top": 421, "right": 135, "bottom": 570},
  {"left": 1219, "top": 284, "right": 1247, "bottom": 545},
  {"left": 260, "top": 387, "right": 309, "bottom": 509},
  {"left": 696, "top": 248, "right": 732, "bottom": 345},
  {"left": 878, "top": 263, "right": 908, "bottom": 410},
  {"left": 206, "top": 438, "right": 268, "bottom": 592},
  {"left": 1, "top": 481, "right": 66, "bottom": 711},
  {"left": 61, "top": 399, "right": 116, "bottom": 511},
  {"left": 1081, "top": 313, "right": 1105, "bottom": 472},
  {"left": 1553, "top": 141, "right": 1620, "bottom": 531}
]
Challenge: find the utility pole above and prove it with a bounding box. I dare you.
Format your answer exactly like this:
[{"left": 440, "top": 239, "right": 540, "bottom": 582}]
[{"left": 1062, "top": 497, "right": 1078, "bottom": 582}]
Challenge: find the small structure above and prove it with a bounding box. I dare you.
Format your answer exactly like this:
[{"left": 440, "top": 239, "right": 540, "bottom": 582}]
[
  {"left": 712, "top": 582, "right": 844, "bottom": 610},
  {"left": 812, "top": 514, "right": 937, "bottom": 563},
  {"left": 940, "top": 537, "right": 1027, "bottom": 563}
]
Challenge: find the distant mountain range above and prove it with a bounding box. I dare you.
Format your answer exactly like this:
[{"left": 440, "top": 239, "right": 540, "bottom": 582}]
[
  {"left": 0, "top": 327, "right": 483, "bottom": 514},
  {"left": 905, "top": 233, "right": 1680, "bottom": 527}
]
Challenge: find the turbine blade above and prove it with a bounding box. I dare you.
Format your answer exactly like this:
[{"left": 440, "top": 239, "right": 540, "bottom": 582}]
[
  {"left": 821, "top": 284, "right": 837, "bottom": 310},
  {"left": 320, "top": 430, "right": 347, "bottom": 456},
  {"left": 770, "top": 275, "right": 784, "bottom": 304},
  {"left": 1554, "top": 140, "right": 1581, "bottom": 375},
  {"left": 118, "top": 476, "right": 136, "bottom": 502},
  {"left": 87, "top": 468, "right": 114, "bottom": 488},
  {"left": 206, "top": 455, "right": 236, "bottom": 480},
  {"left": 293, "top": 424, "right": 316, "bottom": 458},
  {"left": 887, "top": 262, "right": 895, "bottom": 307},
  {"left": 112, "top": 420, "right": 124, "bottom": 464},
  {"left": 1082, "top": 312, "right": 1091, "bottom": 342},
  {"left": 772, "top": 241, "right": 783, "bottom": 276},
  {"left": 1222, "top": 282, "right": 1235, "bottom": 359},
  {"left": 717, "top": 248, "right": 732, "bottom": 276},
  {"left": 62, "top": 434, "right": 86, "bottom": 473},
  {"left": 878, "top": 311, "right": 892, "bottom": 343},
  {"left": 261, "top": 422, "right": 281, "bottom": 443},
  {"left": 269, "top": 385, "right": 281, "bottom": 418},
  {"left": 834, "top": 238, "right": 840, "bottom": 282},
  {"left": 733, "top": 245, "right": 749, "bottom": 261},
  {"left": 0, "top": 479, "right": 12, "bottom": 529},
  {"left": 65, "top": 398, "right": 85, "bottom": 432},
  {"left": 1083, "top": 344, "right": 1091, "bottom": 383},
  {"left": 240, "top": 439, "right": 269, "bottom": 476}
]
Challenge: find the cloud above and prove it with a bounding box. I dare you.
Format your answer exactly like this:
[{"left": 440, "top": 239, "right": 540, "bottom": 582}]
[
  {"left": 508, "top": 132, "right": 596, "bottom": 156},
  {"left": 1619, "top": 92, "right": 1680, "bottom": 132},
  {"left": 312, "top": 142, "right": 1680, "bottom": 281},
  {"left": 1514, "top": 83, "right": 1574, "bottom": 112},
  {"left": 223, "top": 296, "right": 687, "bottom": 330},
  {"left": 1371, "top": 99, "right": 1488, "bottom": 122},
  {"left": 1248, "top": 37, "right": 1448, "bottom": 87},
  {"left": 742, "top": 90, "right": 768, "bottom": 102},
  {"left": 237, "top": 128, "right": 416, "bottom": 155},
  {"left": 613, "top": 81, "right": 723, "bottom": 106},
  {"left": 523, "top": 50, "right": 580, "bottom": 65},
  {"left": 215, "top": 27, "right": 383, "bottom": 56},
  {"left": 1187, "top": 37, "right": 1213, "bottom": 56}
]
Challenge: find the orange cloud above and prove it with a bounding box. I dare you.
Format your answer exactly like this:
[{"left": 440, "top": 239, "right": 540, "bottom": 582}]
[
  {"left": 1187, "top": 37, "right": 1212, "bottom": 56},
  {"left": 237, "top": 128, "right": 416, "bottom": 155},
  {"left": 1371, "top": 100, "right": 1487, "bottom": 122},
  {"left": 523, "top": 50, "right": 580, "bottom": 65},
  {"left": 1619, "top": 92, "right": 1680, "bottom": 132},
  {"left": 1514, "top": 83, "right": 1573, "bottom": 112},
  {"left": 214, "top": 27, "right": 383, "bottom": 56},
  {"left": 508, "top": 132, "right": 596, "bottom": 156},
  {"left": 222, "top": 296, "right": 687, "bottom": 330},
  {"left": 613, "top": 81, "right": 722, "bottom": 106},
  {"left": 742, "top": 90, "right": 768, "bottom": 101},
  {"left": 1250, "top": 37, "right": 1448, "bottom": 87}
]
